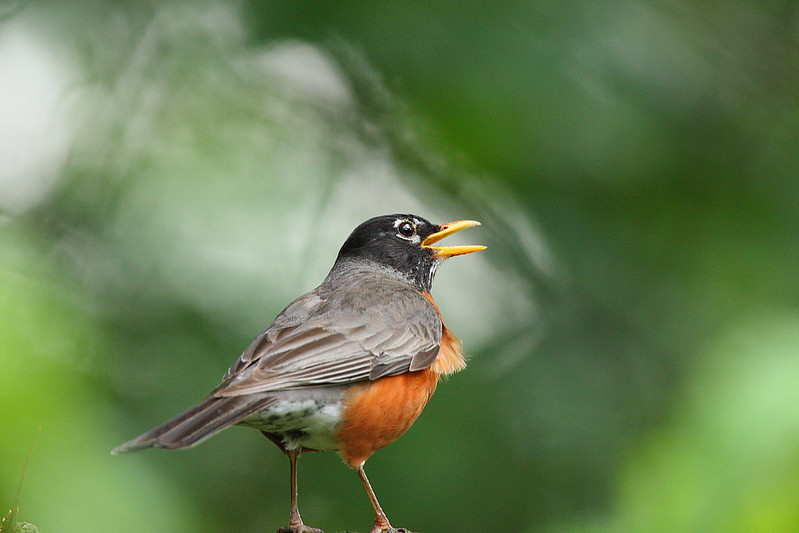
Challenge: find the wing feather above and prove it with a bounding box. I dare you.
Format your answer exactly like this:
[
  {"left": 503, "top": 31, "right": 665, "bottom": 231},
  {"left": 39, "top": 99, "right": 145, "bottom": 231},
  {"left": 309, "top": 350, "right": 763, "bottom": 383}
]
[{"left": 215, "top": 276, "right": 442, "bottom": 397}]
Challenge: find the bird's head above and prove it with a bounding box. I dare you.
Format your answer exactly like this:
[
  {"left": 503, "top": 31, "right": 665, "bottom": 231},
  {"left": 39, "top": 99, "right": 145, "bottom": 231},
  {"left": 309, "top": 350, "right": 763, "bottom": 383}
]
[{"left": 335, "top": 214, "right": 485, "bottom": 291}]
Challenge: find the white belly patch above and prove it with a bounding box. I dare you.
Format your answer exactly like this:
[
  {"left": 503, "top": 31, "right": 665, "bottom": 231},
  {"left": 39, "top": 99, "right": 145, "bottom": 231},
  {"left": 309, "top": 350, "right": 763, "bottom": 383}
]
[{"left": 239, "top": 398, "right": 344, "bottom": 452}]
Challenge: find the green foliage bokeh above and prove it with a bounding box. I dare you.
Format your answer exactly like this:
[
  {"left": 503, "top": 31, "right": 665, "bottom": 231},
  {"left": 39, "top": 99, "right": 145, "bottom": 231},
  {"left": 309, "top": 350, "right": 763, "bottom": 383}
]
[{"left": 1, "top": 2, "right": 798, "bottom": 532}]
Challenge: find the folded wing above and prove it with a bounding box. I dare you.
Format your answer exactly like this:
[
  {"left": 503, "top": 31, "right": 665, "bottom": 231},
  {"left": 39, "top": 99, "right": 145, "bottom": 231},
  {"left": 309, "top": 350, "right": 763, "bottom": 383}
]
[{"left": 215, "top": 280, "right": 442, "bottom": 397}]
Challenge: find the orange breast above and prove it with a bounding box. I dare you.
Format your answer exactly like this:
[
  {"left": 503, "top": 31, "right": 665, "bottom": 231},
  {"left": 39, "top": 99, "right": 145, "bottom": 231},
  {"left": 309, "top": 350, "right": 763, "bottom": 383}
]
[
  {"left": 338, "top": 295, "right": 466, "bottom": 467},
  {"left": 338, "top": 368, "right": 438, "bottom": 468},
  {"left": 420, "top": 290, "right": 467, "bottom": 376}
]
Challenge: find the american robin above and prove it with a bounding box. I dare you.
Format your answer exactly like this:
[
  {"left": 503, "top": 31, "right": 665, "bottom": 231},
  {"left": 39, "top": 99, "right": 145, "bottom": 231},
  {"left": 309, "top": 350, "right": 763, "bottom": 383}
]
[{"left": 113, "top": 214, "right": 485, "bottom": 533}]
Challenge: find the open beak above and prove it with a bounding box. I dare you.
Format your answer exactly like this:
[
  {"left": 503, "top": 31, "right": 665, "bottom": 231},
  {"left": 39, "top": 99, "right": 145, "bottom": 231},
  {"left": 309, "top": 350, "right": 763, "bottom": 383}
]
[{"left": 422, "top": 220, "right": 487, "bottom": 259}]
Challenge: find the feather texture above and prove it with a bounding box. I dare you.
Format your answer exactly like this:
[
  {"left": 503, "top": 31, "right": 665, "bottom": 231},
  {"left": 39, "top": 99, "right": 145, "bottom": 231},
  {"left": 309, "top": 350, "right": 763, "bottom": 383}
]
[{"left": 114, "top": 258, "right": 444, "bottom": 453}]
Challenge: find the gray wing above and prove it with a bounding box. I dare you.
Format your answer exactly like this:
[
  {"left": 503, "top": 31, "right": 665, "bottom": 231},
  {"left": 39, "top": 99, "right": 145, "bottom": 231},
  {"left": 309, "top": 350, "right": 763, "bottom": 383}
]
[{"left": 213, "top": 279, "right": 442, "bottom": 397}]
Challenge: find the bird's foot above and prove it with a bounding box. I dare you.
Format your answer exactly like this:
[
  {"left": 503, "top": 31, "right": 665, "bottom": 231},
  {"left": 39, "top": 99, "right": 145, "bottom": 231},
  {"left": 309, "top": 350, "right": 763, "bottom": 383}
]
[
  {"left": 367, "top": 518, "right": 417, "bottom": 533},
  {"left": 277, "top": 525, "right": 418, "bottom": 533},
  {"left": 276, "top": 526, "right": 323, "bottom": 533},
  {"left": 307, "top": 519, "right": 413, "bottom": 532},
  {"left": 368, "top": 517, "right": 391, "bottom": 533}
]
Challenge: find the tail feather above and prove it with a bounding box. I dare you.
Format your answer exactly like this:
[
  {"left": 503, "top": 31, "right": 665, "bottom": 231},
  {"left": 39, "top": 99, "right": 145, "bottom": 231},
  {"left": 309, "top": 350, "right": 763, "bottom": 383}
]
[{"left": 112, "top": 395, "right": 274, "bottom": 454}]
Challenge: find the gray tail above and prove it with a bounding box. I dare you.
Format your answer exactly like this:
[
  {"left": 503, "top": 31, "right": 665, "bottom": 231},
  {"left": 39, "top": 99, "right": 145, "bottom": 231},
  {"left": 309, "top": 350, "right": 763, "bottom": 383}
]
[{"left": 112, "top": 395, "right": 274, "bottom": 454}]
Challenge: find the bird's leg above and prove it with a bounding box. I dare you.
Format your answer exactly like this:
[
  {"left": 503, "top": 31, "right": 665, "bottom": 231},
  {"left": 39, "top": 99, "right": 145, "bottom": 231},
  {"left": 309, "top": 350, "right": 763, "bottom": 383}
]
[
  {"left": 276, "top": 448, "right": 321, "bottom": 533},
  {"left": 356, "top": 463, "right": 392, "bottom": 533},
  {"left": 288, "top": 449, "right": 303, "bottom": 528}
]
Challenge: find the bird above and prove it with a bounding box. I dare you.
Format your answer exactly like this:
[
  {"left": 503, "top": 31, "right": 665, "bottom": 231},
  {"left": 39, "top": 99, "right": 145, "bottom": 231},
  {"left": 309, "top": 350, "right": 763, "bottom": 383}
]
[{"left": 113, "top": 213, "right": 485, "bottom": 533}]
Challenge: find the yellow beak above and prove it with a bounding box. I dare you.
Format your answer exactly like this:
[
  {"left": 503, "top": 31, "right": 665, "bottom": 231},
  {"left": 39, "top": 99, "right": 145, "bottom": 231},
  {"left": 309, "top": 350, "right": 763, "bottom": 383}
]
[{"left": 421, "top": 220, "right": 487, "bottom": 259}]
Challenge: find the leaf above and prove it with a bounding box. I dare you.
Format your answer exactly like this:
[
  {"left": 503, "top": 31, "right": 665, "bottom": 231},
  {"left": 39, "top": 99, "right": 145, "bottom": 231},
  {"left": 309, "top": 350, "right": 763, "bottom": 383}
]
[{"left": 1, "top": 429, "right": 40, "bottom": 533}]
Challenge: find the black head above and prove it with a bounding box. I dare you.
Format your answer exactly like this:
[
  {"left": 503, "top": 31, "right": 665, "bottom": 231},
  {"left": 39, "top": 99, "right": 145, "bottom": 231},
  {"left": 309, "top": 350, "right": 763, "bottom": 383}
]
[{"left": 334, "top": 214, "right": 485, "bottom": 292}]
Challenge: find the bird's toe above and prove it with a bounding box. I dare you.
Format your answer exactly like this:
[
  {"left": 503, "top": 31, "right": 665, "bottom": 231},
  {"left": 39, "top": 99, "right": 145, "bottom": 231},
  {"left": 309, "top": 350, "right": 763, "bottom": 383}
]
[{"left": 276, "top": 526, "right": 323, "bottom": 533}]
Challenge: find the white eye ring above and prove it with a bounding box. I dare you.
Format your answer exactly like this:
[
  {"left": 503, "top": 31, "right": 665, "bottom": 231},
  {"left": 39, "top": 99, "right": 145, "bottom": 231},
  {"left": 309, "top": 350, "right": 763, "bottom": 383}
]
[{"left": 397, "top": 220, "right": 415, "bottom": 238}]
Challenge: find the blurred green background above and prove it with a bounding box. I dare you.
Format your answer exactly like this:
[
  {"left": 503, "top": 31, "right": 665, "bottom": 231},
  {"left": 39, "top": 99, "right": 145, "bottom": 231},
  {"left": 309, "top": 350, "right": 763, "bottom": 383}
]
[{"left": 2, "top": 1, "right": 799, "bottom": 532}]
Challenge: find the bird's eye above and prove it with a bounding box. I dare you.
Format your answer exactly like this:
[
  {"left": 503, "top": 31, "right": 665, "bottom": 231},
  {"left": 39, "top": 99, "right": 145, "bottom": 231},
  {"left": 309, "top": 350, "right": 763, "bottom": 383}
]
[{"left": 397, "top": 221, "right": 415, "bottom": 237}]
